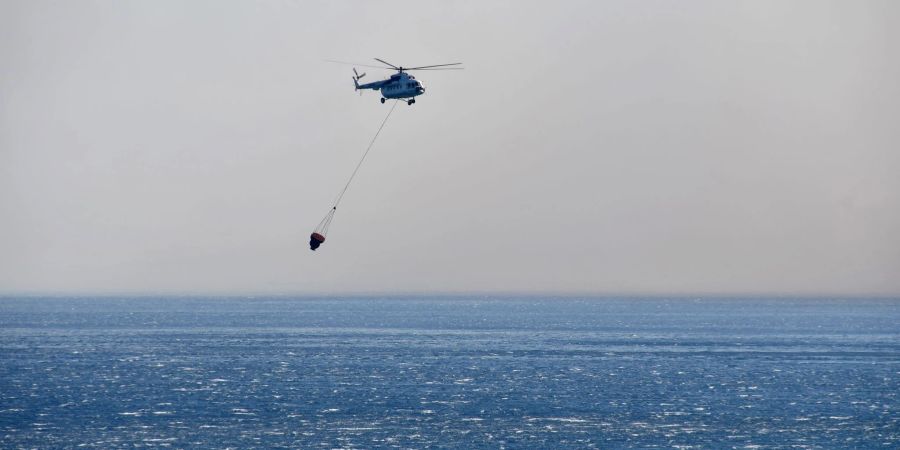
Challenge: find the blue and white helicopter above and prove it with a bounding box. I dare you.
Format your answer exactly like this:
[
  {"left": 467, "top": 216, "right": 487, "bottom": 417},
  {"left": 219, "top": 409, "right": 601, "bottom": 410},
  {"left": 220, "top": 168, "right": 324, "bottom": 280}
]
[{"left": 349, "top": 58, "right": 463, "bottom": 105}]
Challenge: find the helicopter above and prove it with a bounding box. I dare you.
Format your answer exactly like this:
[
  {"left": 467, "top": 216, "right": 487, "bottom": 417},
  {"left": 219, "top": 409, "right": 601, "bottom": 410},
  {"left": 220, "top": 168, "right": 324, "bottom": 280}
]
[{"left": 348, "top": 58, "right": 463, "bottom": 105}]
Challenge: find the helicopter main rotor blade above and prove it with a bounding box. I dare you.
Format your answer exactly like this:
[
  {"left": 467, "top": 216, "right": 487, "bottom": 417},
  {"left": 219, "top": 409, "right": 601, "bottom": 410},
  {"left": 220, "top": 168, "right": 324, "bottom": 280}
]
[
  {"left": 406, "top": 67, "right": 465, "bottom": 71},
  {"left": 374, "top": 58, "right": 400, "bottom": 69},
  {"left": 324, "top": 59, "right": 394, "bottom": 70},
  {"left": 405, "top": 63, "right": 463, "bottom": 70}
]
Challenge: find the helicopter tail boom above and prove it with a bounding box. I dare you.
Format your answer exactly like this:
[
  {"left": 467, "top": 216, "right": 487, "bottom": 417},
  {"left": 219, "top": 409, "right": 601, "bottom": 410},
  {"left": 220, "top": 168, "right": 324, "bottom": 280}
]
[{"left": 353, "top": 75, "right": 388, "bottom": 91}]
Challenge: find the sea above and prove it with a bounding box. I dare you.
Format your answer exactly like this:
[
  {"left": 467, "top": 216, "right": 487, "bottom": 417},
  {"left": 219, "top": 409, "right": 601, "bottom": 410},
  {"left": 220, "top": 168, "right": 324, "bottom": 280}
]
[{"left": 0, "top": 296, "right": 897, "bottom": 449}]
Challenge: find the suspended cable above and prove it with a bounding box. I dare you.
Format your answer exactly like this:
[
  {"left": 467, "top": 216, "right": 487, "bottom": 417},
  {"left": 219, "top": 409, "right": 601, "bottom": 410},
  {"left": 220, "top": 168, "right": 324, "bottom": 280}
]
[
  {"left": 332, "top": 99, "right": 398, "bottom": 209},
  {"left": 310, "top": 100, "right": 399, "bottom": 251}
]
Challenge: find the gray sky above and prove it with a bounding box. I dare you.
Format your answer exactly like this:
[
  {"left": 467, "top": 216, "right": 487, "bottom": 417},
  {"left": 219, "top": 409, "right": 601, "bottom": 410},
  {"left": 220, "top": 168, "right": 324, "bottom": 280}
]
[{"left": 2, "top": 1, "right": 898, "bottom": 295}]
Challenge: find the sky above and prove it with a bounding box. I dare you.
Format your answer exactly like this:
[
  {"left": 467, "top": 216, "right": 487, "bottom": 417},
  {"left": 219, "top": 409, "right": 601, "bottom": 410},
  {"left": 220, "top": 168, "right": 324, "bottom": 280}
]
[{"left": 1, "top": 0, "right": 898, "bottom": 295}]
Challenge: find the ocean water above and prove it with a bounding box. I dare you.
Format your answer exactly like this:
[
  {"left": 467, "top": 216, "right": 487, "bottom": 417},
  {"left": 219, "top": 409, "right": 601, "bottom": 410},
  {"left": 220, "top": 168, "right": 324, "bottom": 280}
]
[{"left": 0, "top": 296, "right": 897, "bottom": 449}]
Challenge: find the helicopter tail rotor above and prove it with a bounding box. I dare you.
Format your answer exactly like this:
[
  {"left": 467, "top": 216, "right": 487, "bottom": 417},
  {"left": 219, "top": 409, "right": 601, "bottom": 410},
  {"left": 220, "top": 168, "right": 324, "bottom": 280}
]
[{"left": 352, "top": 68, "right": 366, "bottom": 91}]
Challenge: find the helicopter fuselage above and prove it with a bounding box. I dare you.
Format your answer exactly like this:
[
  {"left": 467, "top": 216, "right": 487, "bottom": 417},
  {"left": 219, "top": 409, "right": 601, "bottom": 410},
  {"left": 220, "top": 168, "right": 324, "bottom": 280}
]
[{"left": 356, "top": 72, "right": 424, "bottom": 100}]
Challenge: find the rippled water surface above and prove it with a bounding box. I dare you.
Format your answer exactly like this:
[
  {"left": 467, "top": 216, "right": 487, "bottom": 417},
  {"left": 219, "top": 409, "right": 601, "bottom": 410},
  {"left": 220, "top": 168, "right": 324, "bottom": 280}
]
[{"left": 1, "top": 296, "right": 897, "bottom": 448}]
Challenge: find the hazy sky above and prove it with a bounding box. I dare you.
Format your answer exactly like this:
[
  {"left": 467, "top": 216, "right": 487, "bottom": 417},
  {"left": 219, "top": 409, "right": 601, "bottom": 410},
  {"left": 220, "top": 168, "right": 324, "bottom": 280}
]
[{"left": 2, "top": 1, "right": 898, "bottom": 295}]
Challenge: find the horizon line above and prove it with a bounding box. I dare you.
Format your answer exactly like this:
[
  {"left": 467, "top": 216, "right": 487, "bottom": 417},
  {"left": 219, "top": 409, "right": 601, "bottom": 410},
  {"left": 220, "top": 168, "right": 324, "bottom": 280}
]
[{"left": 1, "top": 290, "right": 898, "bottom": 299}]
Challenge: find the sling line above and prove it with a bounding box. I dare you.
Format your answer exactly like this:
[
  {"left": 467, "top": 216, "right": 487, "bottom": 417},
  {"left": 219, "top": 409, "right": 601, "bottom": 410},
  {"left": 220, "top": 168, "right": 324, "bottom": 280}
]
[{"left": 313, "top": 100, "right": 398, "bottom": 239}]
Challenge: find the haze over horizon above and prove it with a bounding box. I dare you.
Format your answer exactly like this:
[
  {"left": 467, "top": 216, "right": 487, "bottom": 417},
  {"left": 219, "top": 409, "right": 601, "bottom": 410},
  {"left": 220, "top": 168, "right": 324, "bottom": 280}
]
[{"left": 2, "top": 1, "right": 898, "bottom": 296}]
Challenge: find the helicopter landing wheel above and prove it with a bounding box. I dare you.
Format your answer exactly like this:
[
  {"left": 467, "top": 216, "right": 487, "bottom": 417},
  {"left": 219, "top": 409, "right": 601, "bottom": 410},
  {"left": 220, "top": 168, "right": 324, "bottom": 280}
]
[
  {"left": 407, "top": 99, "right": 415, "bottom": 105},
  {"left": 380, "top": 97, "right": 386, "bottom": 104}
]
